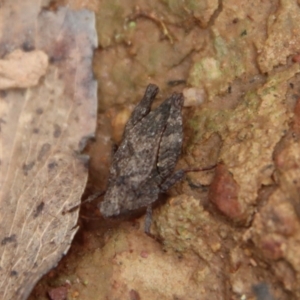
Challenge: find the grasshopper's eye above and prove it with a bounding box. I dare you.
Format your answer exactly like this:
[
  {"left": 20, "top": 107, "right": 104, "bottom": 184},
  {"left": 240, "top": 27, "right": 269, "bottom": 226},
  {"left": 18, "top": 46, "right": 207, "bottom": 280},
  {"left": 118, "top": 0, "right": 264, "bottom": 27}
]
[{"left": 171, "top": 93, "right": 184, "bottom": 109}]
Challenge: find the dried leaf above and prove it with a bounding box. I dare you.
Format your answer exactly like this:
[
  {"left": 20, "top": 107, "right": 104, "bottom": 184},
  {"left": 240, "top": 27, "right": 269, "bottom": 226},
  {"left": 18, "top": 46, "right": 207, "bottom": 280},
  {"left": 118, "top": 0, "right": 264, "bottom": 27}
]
[{"left": 0, "top": 2, "right": 97, "bottom": 300}]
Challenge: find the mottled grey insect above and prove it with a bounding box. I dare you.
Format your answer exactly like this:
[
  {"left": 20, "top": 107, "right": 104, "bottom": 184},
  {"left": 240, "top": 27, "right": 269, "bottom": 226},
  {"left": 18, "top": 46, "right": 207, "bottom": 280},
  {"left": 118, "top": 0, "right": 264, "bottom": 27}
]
[{"left": 99, "top": 84, "right": 185, "bottom": 230}]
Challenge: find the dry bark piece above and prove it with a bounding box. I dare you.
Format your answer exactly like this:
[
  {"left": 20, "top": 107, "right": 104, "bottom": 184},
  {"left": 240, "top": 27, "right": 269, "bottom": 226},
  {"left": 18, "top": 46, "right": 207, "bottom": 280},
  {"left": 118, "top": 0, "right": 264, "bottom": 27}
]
[{"left": 0, "top": 2, "right": 97, "bottom": 300}]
